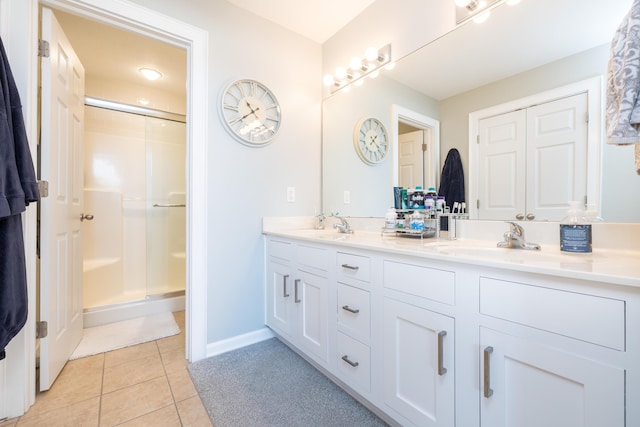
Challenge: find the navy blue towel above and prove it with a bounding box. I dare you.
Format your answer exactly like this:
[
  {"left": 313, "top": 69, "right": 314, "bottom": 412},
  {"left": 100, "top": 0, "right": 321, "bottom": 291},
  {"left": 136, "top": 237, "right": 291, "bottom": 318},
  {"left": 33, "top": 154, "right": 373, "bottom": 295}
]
[
  {"left": 438, "top": 148, "right": 465, "bottom": 210},
  {"left": 0, "top": 36, "right": 40, "bottom": 360}
]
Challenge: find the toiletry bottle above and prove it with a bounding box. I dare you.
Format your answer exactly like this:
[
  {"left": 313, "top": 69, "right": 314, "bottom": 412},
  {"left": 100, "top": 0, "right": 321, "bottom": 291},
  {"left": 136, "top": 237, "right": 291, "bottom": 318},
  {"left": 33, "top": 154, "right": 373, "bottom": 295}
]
[
  {"left": 401, "top": 189, "right": 409, "bottom": 209},
  {"left": 410, "top": 186, "right": 425, "bottom": 209},
  {"left": 385, "top": 208, "right": 397, "bottom": 229},
  {"left": 560, "top": 201, "right": 592, "bottom": 253},
  {"left": 410, "top": 210, "right": 425, "bottom": 231}
]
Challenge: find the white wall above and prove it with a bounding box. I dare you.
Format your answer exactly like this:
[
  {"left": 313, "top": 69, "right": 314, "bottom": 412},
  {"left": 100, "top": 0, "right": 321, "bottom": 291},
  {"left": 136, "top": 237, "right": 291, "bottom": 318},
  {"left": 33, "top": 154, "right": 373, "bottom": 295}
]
[{"left": 125, "top": 0, "right": 322, "bottom": 344}]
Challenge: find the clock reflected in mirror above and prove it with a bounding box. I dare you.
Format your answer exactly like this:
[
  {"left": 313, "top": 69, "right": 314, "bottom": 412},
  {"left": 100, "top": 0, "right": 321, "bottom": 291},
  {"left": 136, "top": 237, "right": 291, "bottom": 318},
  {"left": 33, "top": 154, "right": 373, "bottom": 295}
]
[
  {"left": 353, "top": 117, "right": 389, "bottom": 165},
  {"left": 221, "top": 79, "right": 282, "bottom": 146}
]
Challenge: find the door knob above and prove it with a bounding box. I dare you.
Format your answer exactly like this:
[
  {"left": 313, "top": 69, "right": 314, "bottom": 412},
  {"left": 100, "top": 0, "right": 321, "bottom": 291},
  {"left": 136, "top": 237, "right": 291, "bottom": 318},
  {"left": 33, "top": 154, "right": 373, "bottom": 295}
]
[{"left": 80, "top": 213, "right": 94, "bottom": 221}]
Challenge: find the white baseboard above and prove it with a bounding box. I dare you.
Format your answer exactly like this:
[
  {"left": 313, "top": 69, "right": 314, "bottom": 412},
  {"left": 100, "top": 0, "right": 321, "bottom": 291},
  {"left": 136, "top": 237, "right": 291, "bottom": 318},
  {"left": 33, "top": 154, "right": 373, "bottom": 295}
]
[{"left": 205, "top": 327, "right": 274, "bottom": 358}]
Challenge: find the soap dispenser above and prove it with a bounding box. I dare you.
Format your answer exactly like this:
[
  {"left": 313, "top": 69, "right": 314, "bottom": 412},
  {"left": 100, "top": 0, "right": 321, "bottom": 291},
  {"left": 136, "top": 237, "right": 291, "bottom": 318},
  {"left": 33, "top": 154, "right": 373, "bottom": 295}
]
[{"left": 560, "top": 201, "right": 592, "bottom": 253}]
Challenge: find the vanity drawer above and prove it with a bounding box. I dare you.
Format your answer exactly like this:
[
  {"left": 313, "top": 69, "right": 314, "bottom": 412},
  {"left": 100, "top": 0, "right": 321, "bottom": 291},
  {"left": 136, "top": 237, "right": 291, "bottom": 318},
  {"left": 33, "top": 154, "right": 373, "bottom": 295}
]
[
  {"left": 383, "top": 260, "right": 455, "bottom": 305},
  {"left": 337, "top": 252, "right": 371, "bottom": 283},
  {"left": 296, "top": 244, "right": 329, "bottom": 272},
  {"left": 479, "top": 277, "right": 625, "bottom": 350},
  {"left": 267, "top": 238, "right": 293, "bottom": 261},
  {"left": 337, "top": 283, "right": 371, "bottom": 341},
  {"left": 336, "top": 331, "right": 371, "bottom": 393}
]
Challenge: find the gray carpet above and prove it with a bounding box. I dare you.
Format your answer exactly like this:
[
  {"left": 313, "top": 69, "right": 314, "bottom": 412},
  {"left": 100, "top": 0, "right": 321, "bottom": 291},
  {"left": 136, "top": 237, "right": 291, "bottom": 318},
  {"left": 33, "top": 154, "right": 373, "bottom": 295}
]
[{"left": 188, "top": 337, "right": 389, "bottom": 427}]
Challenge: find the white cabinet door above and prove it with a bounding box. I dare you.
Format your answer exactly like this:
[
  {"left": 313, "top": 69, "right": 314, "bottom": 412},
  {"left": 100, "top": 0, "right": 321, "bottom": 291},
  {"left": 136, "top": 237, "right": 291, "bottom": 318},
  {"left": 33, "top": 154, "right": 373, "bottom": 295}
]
[
  {"left": 383, "top": 298, "right": 454, "bottom": 427},
  {"left": 477, "top": 93, "right": 588, "bottom": 221},
  {"left": 295, "top": 270, "right": 329, "bottom": 362},
  {"left": 526, "top": 93, "right": 588, "bottom": 221},
  {"left": 480, "top": 327, "right": 624, "bottom": 427},
  {"left": 265, "top": 259, "right": 295, "bottom": 338},
  {"left": 478, "top": 109, "right": 526, "bottom": 221}
]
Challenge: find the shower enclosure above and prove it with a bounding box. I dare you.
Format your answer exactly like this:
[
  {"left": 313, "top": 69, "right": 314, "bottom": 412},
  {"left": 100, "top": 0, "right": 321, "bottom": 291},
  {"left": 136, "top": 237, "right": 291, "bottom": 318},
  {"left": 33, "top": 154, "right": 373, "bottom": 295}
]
[{"left": 82, "top": 99, "right": 186, "bottom": 326}]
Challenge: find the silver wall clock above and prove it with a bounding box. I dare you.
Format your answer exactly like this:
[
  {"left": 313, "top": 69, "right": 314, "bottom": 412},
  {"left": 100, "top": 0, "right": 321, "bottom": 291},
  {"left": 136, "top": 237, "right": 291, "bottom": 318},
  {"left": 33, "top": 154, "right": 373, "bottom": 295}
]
[
  {"left": 353, "top": 117, "right": 389, "bottom": 165},
  {"left": 221, "top": 79, "right": 282, "bottom": 146}
]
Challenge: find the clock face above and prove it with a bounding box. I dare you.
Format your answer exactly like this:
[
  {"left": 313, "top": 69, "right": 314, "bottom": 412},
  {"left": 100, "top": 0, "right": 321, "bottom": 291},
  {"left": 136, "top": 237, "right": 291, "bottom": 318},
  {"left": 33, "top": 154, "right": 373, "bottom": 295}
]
[
  {"left": 353, "top": 117, "right": 389, "bottom": 165},
  {"left": 221, "top": 79, "right": 282, "bottom": 146}
]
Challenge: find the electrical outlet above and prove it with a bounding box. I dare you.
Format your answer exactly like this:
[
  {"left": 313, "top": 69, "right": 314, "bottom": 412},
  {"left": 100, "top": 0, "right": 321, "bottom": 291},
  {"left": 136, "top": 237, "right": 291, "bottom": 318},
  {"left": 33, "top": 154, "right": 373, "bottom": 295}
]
[
  {"left": 287, "top": 187, "right": 295, "bottom": 202},
  {"left": 343, "top": 190, "right": 351, "bottom": 204}
]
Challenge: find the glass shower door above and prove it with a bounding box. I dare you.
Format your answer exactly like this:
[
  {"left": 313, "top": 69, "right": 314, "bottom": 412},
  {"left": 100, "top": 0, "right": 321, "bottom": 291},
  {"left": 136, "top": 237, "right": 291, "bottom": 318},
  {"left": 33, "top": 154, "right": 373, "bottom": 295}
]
[{"left": 146, "top": 117, "right": 186, "bottom": 297}]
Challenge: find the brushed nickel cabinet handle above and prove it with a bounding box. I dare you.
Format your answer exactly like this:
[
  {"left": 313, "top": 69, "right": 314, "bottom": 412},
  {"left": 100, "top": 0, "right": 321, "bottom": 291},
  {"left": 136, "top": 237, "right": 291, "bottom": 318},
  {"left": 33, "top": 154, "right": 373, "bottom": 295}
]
[
  {"left": 484, "top": 346, "right": 494, "bottom": 398},
  {"left": 282, "top": 274, "right": 290, "bottom": 298},
  {"left": 438, "top": 330, "right": 447, "bottom": 376},
  {"left": 341, "top": 264, "right": 359, "bottom": 271},
  {"left": 294, "top": 279, "right": 301, "bottom": 303},
  {"left": 341, "top": 355, "right": 359, "bottom": 367},
  {"left": 515, "top": 213, "right": 525, "bottom": 220},
  {"left": 341, "top": 305, "right": 360, "bottom": 314},
  {"left": 526, "top": 213, "right": 535, "bottom": 220}
]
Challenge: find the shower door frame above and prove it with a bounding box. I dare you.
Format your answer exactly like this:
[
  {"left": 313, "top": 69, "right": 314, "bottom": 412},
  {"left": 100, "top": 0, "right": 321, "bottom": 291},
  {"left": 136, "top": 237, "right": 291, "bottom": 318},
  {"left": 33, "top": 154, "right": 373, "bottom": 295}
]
[{"left": 1, "top": 0, "right": 209, "bottom": 415}]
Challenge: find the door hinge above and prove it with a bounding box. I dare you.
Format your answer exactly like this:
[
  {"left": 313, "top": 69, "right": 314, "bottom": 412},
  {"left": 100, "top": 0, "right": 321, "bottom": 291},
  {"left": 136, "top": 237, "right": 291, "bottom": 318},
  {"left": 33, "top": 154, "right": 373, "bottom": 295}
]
[
  {"left": 38, "top": 180, "right": 49, "bottom": 198},
  {"left": 477, "top": 199, "right": 480, "bottom": 209},
  {"left": 36, "top": 321, "right": 48, "bottom": 339},
  {"left": 585, "top": 112, "right": 589, "bottom": 124},
  {"left": 38, "top": 40, "right": 50, "bottom": 58},
  {"left": 422, "top": 143, "right": 427, "bottom": 152},
  {"left": 476, "top": 134, "right": 480, "bottom": 144}
]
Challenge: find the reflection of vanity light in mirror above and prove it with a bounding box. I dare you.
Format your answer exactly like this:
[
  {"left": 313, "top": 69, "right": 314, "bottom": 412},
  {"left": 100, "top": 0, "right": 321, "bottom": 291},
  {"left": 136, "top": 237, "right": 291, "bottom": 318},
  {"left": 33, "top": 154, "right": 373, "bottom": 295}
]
[
  {"left": 455, "top": 0, "right": 520, "bottom": 24},
  {"left": 323, "top": 44, "right": 392, "bottom": 93}
]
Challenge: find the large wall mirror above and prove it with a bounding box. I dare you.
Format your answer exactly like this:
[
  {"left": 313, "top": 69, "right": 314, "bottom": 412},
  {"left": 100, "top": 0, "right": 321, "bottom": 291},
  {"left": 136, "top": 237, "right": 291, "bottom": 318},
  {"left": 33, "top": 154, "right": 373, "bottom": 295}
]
[{"left": 322, "top": 0, "right": 640, "bottom": 222}]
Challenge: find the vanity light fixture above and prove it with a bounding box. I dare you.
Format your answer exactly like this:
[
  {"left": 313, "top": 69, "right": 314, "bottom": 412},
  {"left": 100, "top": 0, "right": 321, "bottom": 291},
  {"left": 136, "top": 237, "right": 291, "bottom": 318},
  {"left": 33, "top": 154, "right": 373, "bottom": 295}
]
[
  {"left": 455, "top": 0, "right": 519, "bottom": 24},
  {"left": 138, "top": 67, "right": 162, "bottom": 81},
  {"left": 323, "top": 44, "right": 392, "bottom": 93}
]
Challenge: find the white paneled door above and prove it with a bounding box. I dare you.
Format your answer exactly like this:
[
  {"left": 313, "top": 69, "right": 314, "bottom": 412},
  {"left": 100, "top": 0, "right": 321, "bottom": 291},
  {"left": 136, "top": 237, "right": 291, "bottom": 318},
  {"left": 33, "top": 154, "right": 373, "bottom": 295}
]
[
  {"left": 477, "top": 93, "right": 588, "bottom": 221},
  {"left": 399, "top": 130, "right": 425, "bottom": 189},
  {"left": 39, "top": 7, "right": 85, "bottom": 391}
]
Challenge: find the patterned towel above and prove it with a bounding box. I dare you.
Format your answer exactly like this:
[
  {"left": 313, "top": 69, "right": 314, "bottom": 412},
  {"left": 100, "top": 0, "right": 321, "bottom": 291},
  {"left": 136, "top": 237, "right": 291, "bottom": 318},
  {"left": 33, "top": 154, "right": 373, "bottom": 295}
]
[{"left": 607, "top": 0, "right": 640, "bottom": 174}]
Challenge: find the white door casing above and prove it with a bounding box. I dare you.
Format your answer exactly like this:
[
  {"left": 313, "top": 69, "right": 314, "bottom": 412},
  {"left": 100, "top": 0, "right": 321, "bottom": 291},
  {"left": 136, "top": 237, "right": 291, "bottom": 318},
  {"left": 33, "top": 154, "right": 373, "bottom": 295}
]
[
  {"left": 39, "top": 6, "right": 85, "bottom": 391},
  {"left": 1, "top": 0, "right": 208, "bottom": 416},
  {"left": 469, "top": 77, "right": 602, "bottom": 221}
]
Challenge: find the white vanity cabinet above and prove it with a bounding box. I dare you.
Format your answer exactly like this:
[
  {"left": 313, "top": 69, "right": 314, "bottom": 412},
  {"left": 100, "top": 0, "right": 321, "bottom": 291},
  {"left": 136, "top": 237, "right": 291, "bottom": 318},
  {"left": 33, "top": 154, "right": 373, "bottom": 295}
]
[
  {"left": 477, "top": 274, "right": 627, "bottom": 427},
  {"left": 263, "top": 230, "right": 639, "bottom": 427},
  {"left": 381, "top": 259, "right": 456, "bottom": 427},
  {"left": 265, "top": 238, "right": 330, "bottom": 365}
]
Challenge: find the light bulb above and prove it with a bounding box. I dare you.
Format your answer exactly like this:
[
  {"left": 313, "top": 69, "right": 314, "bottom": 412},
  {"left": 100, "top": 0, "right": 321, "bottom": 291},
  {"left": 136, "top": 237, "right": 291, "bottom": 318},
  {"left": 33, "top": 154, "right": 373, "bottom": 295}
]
[
  {"left": 369, "top": 70, "right": 380, "bottom": 79},
  {"left": 323, "top": 74, "right": 336, "bottom": 86},
  {"left": 506, "top": 0, "right": 520, "bottom": 4},
  {"left": 349, "top": 56, "right": 363, "bottom": 70},
  {"left": 335, "top": 66, "right": 347, "bottom": 79},
  {"left": 138, "top": 67, "right": 162, "bottom": 81},
  {"left": 364, "top": 46, "right": 379, "bottom": 62},
  {"left": 455, "top": 0, "right": 471, "bottom": 7}
]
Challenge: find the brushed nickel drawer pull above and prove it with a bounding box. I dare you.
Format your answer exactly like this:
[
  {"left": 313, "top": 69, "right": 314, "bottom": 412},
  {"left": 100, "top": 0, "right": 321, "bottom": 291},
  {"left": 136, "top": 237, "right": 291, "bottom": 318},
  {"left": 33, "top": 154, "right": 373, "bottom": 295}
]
[
  {"left": 341, "top": 264, "right": 359, "bottom": 271},
  {"left": 484, "top": 346, "right": 494, "bottom": 398},
  {"left": 294, "top": 279, "right": 301, "bottom": 303},
  {"left": 283, "top": 274, "right": 290, "bottom": 298},
  {"left": 438, "top": 330, "right": 447, "bottom": 376},
  {"left": 341, "top": 355, "right": 359, "bottom": 367},
  {"left": 342, "top": 305, "right": 360, "bottom": 314}
]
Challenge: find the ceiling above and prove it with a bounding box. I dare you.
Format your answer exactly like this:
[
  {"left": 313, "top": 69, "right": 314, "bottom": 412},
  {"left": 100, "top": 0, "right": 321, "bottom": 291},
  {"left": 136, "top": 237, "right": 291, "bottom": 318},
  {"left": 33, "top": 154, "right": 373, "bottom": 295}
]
[
  {"left": 53, "top": 0, "right": 372, "bottom": 106},
  {"left": 225, "top": 0, "right": 375, "bottom": 44}
]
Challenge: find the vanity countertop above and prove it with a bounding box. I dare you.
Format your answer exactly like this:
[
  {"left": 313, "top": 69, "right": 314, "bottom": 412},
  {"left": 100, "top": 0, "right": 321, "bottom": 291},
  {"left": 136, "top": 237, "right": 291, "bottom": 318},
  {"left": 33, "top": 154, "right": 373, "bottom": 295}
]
[{"left": 263, "top": 222, "right": 640, "bottom": 289}]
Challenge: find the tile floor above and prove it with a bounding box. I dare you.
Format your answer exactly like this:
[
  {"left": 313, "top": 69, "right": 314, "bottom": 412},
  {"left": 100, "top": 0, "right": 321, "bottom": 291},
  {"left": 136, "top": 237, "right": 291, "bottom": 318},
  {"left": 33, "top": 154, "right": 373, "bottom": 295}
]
[{"left": 0, "top": 311, "right": 213, "bottom": 427}]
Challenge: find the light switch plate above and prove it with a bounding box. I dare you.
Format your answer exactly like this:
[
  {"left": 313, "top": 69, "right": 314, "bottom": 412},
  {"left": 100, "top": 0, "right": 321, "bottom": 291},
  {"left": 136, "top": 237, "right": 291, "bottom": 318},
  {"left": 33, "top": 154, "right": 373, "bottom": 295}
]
[
  {"left": 343, "top": 190, "right": 351, "bottom": 204},
  {"left": 287, "top": 187, "right": 295, "bottom": 202}
]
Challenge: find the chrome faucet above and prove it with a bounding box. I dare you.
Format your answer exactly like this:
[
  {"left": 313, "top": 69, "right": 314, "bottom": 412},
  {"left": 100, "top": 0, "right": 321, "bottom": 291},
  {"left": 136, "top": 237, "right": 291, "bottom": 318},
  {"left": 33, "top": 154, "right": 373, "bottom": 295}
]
[
  {"left": 497, "top": 221, "right": 540, "bottom": 250},
  {"left": 333, "top": 216, "right": 354, "bottom": 234}
]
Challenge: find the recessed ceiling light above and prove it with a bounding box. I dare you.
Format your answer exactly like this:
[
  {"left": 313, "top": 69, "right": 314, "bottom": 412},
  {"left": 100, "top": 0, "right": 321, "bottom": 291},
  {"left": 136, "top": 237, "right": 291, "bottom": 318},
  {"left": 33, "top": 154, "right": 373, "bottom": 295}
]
[{"left": 139, "top": 67, "right": 162, "bottom": 81}]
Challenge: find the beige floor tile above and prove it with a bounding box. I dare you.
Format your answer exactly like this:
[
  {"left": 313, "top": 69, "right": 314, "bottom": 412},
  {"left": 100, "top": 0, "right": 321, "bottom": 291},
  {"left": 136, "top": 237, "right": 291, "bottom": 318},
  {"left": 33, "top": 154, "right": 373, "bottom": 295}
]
[
  {"left": 176, "top": 395, "right": 213, "bottom": 427},
  {"left": 166, "top": 367, "right": 197, "bottom": 402},
  {"left": 117, "top": 404, "right": 181, "bottom": 427},
  {"left": 172, "top": 310, "right": 185, "bottom": 330},
  {"left": 16, "top": 396, "right": 100, "bottom": 427},
  {"left": 104, "top": 341, "right": 159, "bottom": 368},
  {"left": 160, "top": 348, "right": 187, "bottom": 373},
  {"left": 0, "top": 418, "right": 18, "bottom": 427},
  {"left": 156, "top": 331, "right": 185, "bottom": 354},
  {"left": 100, "top": 376, "right": 174, "bottom": 426},
  {"left": 22, "top": 356, "right": 103, "bottom": 418},
  {"left": 102, "top": 353, "right": 166, "bottom": 394}
]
